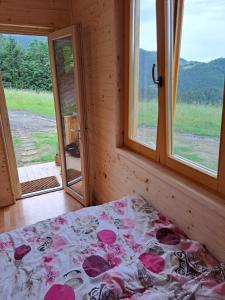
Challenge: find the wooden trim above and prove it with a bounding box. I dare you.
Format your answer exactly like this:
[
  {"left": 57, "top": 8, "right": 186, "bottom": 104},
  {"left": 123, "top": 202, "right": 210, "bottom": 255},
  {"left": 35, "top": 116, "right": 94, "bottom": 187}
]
[
  {"left": 0, "top": 75, "right": 21, "bottom": 200},
  {"left": 166, "top": 156, "right": 217, "bottom": 190},
  {"left": 124, "top": 0, "right": 158, "bottom": 162},
  {"left": 218, "top": 81, "right": 225, "bottom": 196},
  {"left": 172, "top": 0, "right": 184, "bottom": 126},
  {"left": 156, "top": 0, "right": 167, "bottom": 163},
  {"left": 48, "top": 32, "right": 68, "bottom": 191},
  {"left": 0, "top": 24, "right": 54, "bottom": 36},
  {"left": 72, "top": 24, "right": 90, "bottom": 206},
  {"left": 48, "top": 25, "right": 90, "bottom": 206},
  {"left": 123, "top": 0, "right": 131, "bottom": 149},
  {"left": 131, "top": 0, "right": 140, "bottom": 139}
]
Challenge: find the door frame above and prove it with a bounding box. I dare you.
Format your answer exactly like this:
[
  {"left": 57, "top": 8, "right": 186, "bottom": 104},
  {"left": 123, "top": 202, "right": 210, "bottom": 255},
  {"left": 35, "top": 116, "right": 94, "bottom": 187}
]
[
  {"left": 0, "top": 75, "right": 21, "bottom": 200},
  {"left": 48, "top": 24, "right": 90, "bottom": 206}
]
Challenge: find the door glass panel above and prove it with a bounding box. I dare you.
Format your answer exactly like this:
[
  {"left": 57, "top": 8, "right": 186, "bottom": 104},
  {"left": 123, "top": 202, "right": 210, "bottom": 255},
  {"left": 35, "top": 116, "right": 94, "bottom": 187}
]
[
  {"left": 53, "top": 36, "right": 83, "bottom": 196},
  {"left": 171, "top": 0, "right": 225, "bottom": 174},
  {"left": 129, "top": 0, "right": 158, "bottom": 149}
]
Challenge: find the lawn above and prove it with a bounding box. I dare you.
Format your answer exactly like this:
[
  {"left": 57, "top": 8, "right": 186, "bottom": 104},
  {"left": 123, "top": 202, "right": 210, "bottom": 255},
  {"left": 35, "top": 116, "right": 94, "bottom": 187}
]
[
  {"left": 137, "top": 100, "right": 222, "bottom": 172},
  {"left": 6, "top": 89, "right": 221, "bottom": 138},
  {"left": 5, "top": 88, "right": 55, "bottom": 118},
  {"left": 5, "top": 89, "right": 221, "bottom": 170},
  {"left": 138, "top": 100, "right": 222, "bottom": 137},
  {"left": 32, "top": 132, "right": 58, "bottom": 163},
  {"left": 5, "top": 89, "right": 58, "bottom": 165}
]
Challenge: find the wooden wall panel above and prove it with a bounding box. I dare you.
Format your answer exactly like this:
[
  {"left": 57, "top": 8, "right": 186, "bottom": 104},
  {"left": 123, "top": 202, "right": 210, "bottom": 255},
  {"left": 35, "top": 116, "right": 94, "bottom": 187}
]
[
  {"left": 72, "top": 0, "right": 225, "bottom": 262},
  {"left": 0, "top": 0, "right": 72, "bottom": 33}
]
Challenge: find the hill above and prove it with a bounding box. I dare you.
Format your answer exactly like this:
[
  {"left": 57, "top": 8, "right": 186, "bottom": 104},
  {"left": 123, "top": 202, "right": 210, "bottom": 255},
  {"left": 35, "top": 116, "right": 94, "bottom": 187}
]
[
  {"left": 2, "top": 34, "right": 47, "bottom": 49},
  {"left": 139, "top": 49, "right": 225, "bottom": 105}
]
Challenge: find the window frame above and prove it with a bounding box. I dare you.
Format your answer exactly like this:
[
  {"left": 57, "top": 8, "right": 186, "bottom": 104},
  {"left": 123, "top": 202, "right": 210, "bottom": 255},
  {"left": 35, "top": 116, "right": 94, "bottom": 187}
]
[
  {"left": 124, "top": 0, "right": 165, "bottom": 161},
  {"left": 124, "top": 0, "right": 225, "bottom": 197}
]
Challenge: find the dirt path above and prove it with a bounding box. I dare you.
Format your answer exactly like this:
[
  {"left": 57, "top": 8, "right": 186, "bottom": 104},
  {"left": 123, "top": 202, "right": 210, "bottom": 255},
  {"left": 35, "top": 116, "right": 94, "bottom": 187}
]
[
  {"left": 9, "top": 111, "right": 57, "bottom": 167},
  {"left": 138, "top": 127, "right": 219, "bottom": 171}
]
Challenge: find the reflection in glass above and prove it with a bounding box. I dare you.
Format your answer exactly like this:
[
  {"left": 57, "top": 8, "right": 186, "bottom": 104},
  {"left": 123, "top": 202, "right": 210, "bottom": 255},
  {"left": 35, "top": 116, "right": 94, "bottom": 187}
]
[
  {"left": 54, "top": 37, "right": 83, "bottom": 196},
  {"left": 130, "top": 0, "right": 158, "bottom": 149},
  {"left": 171, "top": 1, "right": 225, "bottom": 174}
]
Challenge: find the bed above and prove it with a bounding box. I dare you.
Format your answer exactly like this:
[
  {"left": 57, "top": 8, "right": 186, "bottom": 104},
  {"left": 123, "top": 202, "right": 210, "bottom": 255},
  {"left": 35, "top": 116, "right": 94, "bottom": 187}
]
[{"left": 0, "top": 194, "right": 225, "bottom": 299}]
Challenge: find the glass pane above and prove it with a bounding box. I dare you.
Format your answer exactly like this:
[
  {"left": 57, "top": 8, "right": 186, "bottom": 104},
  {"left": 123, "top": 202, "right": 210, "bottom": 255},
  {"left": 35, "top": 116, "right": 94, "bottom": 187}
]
[
  {"left": 172, "top": 0, "right": 225, "bottom": 174},
  {"left": 130, "top": 0, "right": 158, "bottom": 149},
  {"left": 53, "top": 37, "right": 83, "bottom": 196}
]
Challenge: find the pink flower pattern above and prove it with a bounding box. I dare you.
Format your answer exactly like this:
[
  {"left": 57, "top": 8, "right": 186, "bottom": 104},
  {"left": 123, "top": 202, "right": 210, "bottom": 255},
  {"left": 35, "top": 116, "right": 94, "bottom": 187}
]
[{"left": 0, "top": 194, "right": 224, "bottom": 299}]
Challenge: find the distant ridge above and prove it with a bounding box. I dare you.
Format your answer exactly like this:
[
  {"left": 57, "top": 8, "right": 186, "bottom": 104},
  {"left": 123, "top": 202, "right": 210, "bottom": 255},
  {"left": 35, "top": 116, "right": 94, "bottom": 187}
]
[
  {"left": 139, "top": 49, "right": 225, "bottom": 104},
  {"left": 2, "top": 34, "right": 47, "bottom": 49}
]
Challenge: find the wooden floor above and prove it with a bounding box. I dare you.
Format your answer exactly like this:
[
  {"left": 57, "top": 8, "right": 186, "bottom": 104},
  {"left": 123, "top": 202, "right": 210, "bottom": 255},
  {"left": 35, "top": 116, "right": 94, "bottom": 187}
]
[{"left": 0, "top": 190, "right": 83, "bottom": 233}]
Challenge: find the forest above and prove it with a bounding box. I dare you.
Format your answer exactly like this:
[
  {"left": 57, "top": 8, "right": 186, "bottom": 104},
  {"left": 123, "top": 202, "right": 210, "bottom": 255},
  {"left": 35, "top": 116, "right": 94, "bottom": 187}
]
[{"left": 0, "top": 34, "right": 52, "bottom": 91}]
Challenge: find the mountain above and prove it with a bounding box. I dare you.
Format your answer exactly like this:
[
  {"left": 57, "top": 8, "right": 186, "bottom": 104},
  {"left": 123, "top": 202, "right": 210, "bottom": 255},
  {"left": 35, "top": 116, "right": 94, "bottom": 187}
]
[
  {"left": 2, "top": 34, "right": 47, "bottom": 49},
  {"left": 139, "top": 49, "right": 225, "bottom": 105}
]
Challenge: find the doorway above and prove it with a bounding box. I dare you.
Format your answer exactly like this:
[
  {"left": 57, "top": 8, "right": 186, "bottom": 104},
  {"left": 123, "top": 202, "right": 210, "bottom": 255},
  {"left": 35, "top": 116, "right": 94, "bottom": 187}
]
[
  {"left": 0, "top": 33, "right": 62, "bottom": 196},
  {"left": 0, "top": 25, "right": 89, "bottom": 206}
]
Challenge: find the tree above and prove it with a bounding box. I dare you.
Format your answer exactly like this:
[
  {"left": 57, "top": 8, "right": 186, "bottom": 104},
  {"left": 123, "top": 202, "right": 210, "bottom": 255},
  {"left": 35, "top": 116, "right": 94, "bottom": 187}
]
[
  {"left": 23, "top": 41, "right": 52, "bottom": 91},
  {"left": 0, "top": 37, "right": 25, "bottom": 88}
]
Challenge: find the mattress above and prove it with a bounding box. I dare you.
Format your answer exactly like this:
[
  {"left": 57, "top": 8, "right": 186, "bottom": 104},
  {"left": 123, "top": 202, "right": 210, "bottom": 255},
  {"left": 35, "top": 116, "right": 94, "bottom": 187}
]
[{"left": 0, "top": 194, "right": 225, "bottom": 299}]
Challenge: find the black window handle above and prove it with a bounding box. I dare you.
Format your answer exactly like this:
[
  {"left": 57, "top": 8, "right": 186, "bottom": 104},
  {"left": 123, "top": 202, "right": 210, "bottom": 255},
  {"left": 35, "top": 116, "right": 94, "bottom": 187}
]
[{"left": 152, "top": 64, "right": 163, "bottom": 87}]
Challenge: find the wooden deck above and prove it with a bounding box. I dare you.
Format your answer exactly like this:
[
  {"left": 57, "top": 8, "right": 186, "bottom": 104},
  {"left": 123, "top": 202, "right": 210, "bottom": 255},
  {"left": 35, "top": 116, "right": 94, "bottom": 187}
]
[{"left": 18, "top": 162, "right": 62, "bottom": 186}]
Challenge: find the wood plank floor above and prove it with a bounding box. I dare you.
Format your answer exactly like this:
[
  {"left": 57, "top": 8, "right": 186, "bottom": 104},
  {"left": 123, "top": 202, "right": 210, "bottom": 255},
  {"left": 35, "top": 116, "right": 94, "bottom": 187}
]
[{"left": 0, "top": 190, "right": 83, "bottom": 233}]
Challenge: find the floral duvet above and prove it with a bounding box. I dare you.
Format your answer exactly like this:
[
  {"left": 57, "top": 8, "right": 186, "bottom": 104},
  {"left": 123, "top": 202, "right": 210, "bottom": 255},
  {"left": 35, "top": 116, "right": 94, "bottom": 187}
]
[{"left": 0, "top": 195, "right": 225, "bottom": 300}]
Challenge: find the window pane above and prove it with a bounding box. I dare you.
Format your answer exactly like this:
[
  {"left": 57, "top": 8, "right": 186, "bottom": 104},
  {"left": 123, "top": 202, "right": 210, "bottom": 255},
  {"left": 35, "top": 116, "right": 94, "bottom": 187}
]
[
  {"left": 129, "top": 0, "right": 158, "bottom": 149},
  {"left": 53, "top": 37, "right": 83, "bottom": 196},
  {"left": 171, "top": 0, "right": 225, "bottom": 174}
]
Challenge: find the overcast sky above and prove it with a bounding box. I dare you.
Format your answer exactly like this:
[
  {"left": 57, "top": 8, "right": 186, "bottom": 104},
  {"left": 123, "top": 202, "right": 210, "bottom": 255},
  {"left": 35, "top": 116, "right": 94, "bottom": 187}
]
[{"left": 139, "top": 0, "right": 225, "bottom": 62}]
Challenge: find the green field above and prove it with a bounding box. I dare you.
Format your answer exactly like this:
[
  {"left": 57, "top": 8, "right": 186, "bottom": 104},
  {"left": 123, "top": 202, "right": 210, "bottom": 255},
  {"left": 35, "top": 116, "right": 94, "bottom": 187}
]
[
  {"left": 5, "top": 88, "right": 55, "bottom": 117},
  {"left": 5, "top": 89, "right": 221, "bottom": 170},
  {"left": 138, "top": 100, "right": 221, "bottom": 172},
  {"left": 138, "top": 100, "right": 222, "bottom": 137},
  {"left": 5, "top": 89, "right": 57, "bottom": 165},
  {"left": 6, "top": 89, "right": 222, "bottom": 137}
]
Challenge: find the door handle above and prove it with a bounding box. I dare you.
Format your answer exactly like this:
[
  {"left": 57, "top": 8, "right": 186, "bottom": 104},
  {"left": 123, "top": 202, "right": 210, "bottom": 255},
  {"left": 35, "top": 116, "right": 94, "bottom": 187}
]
[{"left": 152, "top": 64, "right": 163, "bottom": 87}]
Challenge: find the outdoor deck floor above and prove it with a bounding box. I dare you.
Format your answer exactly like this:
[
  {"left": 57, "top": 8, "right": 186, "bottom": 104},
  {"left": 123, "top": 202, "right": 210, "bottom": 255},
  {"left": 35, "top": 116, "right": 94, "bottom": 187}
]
[{"left": 18, "top": 162, "right": 62, "bottom": 186}]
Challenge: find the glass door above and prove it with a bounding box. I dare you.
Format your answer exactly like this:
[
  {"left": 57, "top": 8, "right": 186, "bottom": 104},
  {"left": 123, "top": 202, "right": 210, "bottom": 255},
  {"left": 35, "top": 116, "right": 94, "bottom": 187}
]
[{"left": 48, "top": 25, "right": 89, "bottom": 206}]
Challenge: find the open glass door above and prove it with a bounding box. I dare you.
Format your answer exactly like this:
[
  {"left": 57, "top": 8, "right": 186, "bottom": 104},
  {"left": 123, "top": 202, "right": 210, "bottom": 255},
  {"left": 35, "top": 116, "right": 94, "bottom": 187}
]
[{"left": 48, "top": 25, "right": 89, "bottom": 206}]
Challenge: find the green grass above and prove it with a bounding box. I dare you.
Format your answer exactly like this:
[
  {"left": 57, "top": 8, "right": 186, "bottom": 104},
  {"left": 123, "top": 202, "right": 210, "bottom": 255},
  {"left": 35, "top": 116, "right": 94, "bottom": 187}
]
[
  {"left": 32, "top": 132, "right": 58, "bottom": 163},
  {"left": 5, "top": 89, "right": 221, "bottom": 169},
  {"left": 5, "top": 88, "right": 55, "bottom": 118},
  {"left": 138, "top": 100, "right": 221, "bottom": 172},
  {"left": 138, "top": 101, "right": 222, "bottom": 137},
  {"left": 12, "top": 136, "right": 20, "bottom": 146},
  {"left": 6, "top": 89, "right": 221, "bottom": 138},
  {"left": 174, "top": 145, "right": 205, "bottom": 165}
]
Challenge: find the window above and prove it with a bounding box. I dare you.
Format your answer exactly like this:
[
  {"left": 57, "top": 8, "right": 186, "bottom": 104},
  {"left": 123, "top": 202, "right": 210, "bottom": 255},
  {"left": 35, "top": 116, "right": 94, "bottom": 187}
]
[
  {"left": 169, "top": 0, "right": 225, "bottom": 176},
  {"left": 125, "top": 0, "right": 225, "bottom": 196},
  {"left": 126, "top": 0, "right": 160, "bottom": 159}
]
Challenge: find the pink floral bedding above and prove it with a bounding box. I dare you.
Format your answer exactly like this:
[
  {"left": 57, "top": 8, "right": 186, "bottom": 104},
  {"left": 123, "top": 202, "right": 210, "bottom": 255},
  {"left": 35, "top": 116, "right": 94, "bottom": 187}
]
[{"left": 0, "top": 195, "right": 225, "bottom": 299}]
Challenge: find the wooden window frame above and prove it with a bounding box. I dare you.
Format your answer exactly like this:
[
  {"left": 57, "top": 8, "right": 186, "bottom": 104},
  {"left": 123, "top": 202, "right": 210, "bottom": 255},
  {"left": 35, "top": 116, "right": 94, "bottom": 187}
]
[
  {"left": 124, "top": 0, "right": 164, "bottom": 162},
  {"left": 124, "top": 0, "right": 225, "bottom": 197}
]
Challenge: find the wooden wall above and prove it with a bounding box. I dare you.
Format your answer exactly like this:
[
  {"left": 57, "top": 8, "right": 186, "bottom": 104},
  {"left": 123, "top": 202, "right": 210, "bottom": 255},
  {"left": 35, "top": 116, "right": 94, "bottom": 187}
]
[
  {"left": 0, "top": 0, "right": 72, "bottom": 34},
  {"left": 72, "top": 0, "right": 225, "bottom": 262}
]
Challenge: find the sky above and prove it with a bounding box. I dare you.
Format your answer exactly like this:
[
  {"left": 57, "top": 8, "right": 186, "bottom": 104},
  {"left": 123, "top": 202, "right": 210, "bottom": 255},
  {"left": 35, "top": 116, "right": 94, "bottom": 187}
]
[{"left": 139, "top": 0, "right": 225, "bottom": 62}]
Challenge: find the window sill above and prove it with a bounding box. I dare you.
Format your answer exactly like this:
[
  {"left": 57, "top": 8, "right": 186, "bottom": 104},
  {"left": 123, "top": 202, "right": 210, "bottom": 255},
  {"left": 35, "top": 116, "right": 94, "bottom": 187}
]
[{"left": 116, "top": 147, "right": 225, "bottom": 217}]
